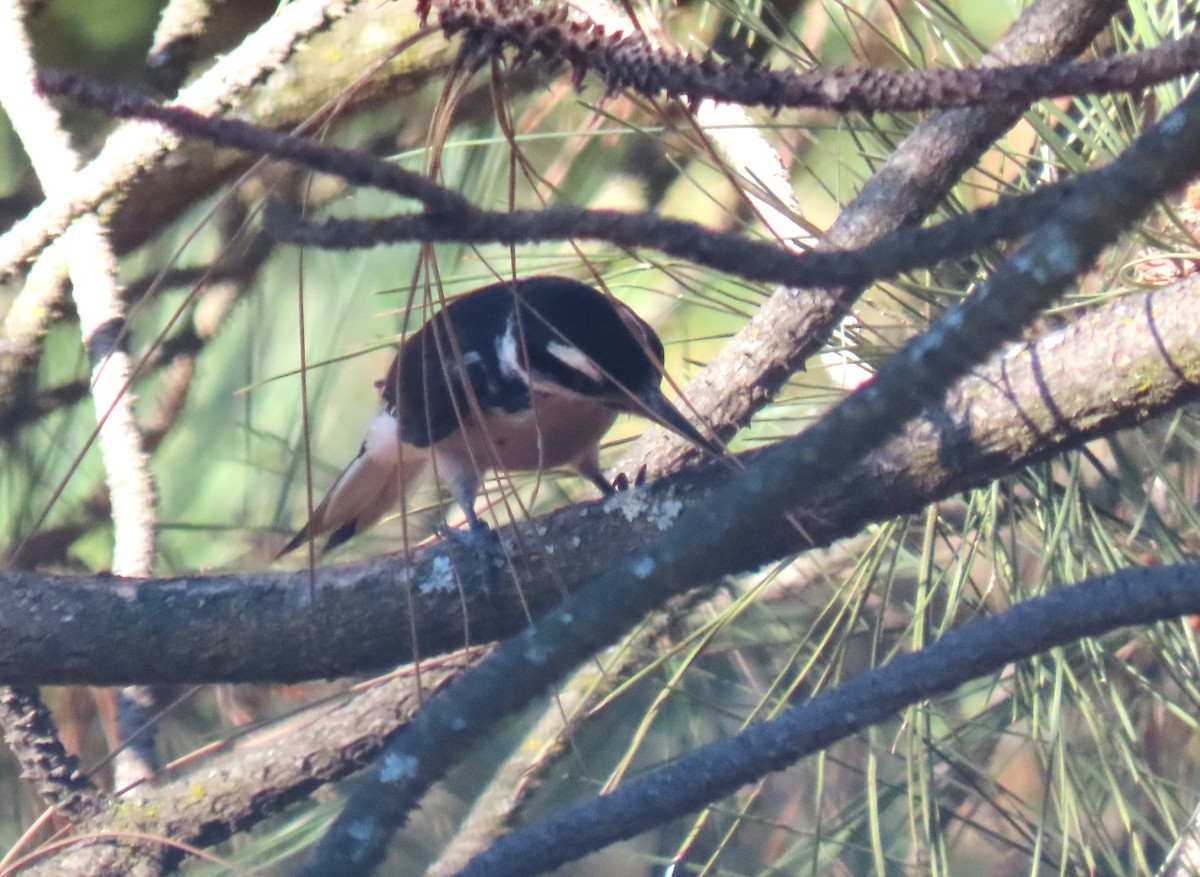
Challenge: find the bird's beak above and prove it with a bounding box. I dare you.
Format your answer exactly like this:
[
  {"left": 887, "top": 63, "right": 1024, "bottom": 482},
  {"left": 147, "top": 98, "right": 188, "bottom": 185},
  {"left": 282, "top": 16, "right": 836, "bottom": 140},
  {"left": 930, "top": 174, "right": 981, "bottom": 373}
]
[{"left": 635, "top": 389, "right": 723, "bottom": 457}]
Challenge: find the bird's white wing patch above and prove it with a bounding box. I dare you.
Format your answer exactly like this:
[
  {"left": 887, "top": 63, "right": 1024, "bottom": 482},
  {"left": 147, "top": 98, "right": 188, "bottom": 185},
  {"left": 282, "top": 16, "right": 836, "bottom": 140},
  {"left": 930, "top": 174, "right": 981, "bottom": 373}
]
[{"left": 496, "top": 316, "right": 527, "bottom": 383}]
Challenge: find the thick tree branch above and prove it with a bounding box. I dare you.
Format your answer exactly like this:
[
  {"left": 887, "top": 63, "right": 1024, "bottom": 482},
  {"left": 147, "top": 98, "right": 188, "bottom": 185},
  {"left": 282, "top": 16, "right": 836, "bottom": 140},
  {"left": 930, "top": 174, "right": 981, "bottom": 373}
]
[
  {"left": 0, "top": 269, "right": 1195, "bottom": 685},
  {"left": 299, "top": 80, "right": 1200, "bottom": 877},
  {"left": 450, "top": 562, "right": 1200, "bottom": 877},
  {"left": 623, "top": 0, "right": 1129, "bottom": 475},
  {"left": 426, "top": 0, "right": 1200, "bottom": 114}
]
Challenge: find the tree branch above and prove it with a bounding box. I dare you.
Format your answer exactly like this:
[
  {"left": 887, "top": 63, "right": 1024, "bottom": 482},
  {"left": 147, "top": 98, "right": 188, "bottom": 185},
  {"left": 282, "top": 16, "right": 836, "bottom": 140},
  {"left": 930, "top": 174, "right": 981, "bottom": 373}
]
[
  {"left": 0, "top": 228, "right": 273, "bottom": 444},
  {"left": 450, "top": 562, "right": 1200, "bottom": 877},
  {"left": 12, "top": 651, "right": 484, "bottom": 877},
  {"left": 0, "top": 0, "right": 376, "bottom": 282},
  {"left": 0, "top": 684, "right": 104, "bottom": 823},
  {"left": 0, "top": 0, "right": 165, "bottom": 792},
  {"left": 425, "top": 0, "right": 1200, "bottom": 114},
  {"left": 0, "top": 266, "right": 1196, "bottom": 685},
  {"left": 621, "top": 0, "right": 1129, "bottom": 475},
  {"left": 298, "top": 79, "right": 1200, "bottom": 877},
  {"left": 0, "top": 244, "right": 70, "bottom": 433},
  {"left": 143, "top": 0, "right": 219, "bottom": 95}
]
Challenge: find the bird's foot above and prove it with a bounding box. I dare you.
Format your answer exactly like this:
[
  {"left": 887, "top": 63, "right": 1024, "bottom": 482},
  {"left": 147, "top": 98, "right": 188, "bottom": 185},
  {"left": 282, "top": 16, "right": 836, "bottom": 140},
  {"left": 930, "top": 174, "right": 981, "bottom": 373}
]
[{"left": 436, "top": 519, "right": 506, "bottom": 563}]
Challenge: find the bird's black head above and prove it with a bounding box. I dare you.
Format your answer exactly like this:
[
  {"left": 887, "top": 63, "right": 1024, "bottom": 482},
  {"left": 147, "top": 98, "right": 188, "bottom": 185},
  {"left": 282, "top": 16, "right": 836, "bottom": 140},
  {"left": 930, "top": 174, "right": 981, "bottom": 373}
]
[
  {"left": 378, "top": 275, "right": 711, "bottom": 451},
  {"left": 513, "top": 277, "right": 719, "bottom": 454},
  {"left": 511, "top": 276, "right": 666, "bottom": 400}
]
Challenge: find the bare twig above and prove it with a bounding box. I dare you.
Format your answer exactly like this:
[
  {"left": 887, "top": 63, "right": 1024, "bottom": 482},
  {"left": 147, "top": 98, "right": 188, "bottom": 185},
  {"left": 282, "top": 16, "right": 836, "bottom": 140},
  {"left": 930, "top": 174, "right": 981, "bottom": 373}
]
[
  {"left": 259, "top": 180, "right": 1076, "bottom": 285},
  {"left": 35, "top": 68, "right": 467, "bottom": 216}
]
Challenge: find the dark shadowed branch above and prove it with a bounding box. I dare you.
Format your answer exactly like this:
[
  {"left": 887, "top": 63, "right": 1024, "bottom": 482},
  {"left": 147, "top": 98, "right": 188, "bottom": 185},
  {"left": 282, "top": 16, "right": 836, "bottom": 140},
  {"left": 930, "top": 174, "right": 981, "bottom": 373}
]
[
  {"left": 298, "top": 80, "right": 1200, "bottom": 874},
  {"left": 448, "top": 562, "right": 1200, "bottom": 877}
]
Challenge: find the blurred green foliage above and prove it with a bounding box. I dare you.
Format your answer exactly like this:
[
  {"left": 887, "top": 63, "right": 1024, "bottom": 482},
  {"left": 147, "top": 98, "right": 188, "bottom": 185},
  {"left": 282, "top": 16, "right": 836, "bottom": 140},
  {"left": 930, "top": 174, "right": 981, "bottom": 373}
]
[{"left": 29, "top": 0, "right": 164, "bottom": 72}]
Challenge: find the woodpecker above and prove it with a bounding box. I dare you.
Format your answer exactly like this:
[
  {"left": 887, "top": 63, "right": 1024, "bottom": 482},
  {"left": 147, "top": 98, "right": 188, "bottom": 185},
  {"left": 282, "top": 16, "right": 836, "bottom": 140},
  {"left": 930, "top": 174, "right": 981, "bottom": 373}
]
[{"left": 280, "top": 275, "right": 719, "bottom": 556}]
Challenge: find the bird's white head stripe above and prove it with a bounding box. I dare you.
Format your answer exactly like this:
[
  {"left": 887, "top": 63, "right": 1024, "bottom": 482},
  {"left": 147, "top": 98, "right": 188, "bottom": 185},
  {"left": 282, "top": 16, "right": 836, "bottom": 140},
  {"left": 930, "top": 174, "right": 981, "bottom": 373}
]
[{"left": 546, "top": 340, "right": 604, "bottom": 382}]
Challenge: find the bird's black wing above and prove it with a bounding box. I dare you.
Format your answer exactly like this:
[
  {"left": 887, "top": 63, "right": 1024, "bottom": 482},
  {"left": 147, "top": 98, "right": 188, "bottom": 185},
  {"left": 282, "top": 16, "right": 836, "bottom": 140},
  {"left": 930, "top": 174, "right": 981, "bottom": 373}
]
[{"left": 379, "top": 284, "right": 530, "bottom": 448}]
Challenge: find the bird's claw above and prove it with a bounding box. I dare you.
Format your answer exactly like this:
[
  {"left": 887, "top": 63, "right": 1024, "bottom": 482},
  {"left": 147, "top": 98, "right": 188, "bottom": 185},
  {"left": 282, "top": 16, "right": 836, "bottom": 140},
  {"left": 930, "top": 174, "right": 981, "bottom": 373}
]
[
  {"left": 610, "top": 464, "right": 649, "bottom": 493},
  {"left": 436, "top": 519, "right": 505, "bottom": 560}
]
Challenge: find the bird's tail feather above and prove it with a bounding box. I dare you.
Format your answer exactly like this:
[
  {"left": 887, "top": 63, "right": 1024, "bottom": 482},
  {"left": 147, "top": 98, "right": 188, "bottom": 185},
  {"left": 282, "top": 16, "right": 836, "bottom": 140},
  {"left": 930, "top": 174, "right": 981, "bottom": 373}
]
[{"left": 278, "top": 413, "right": 426, "bottom": 557}]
